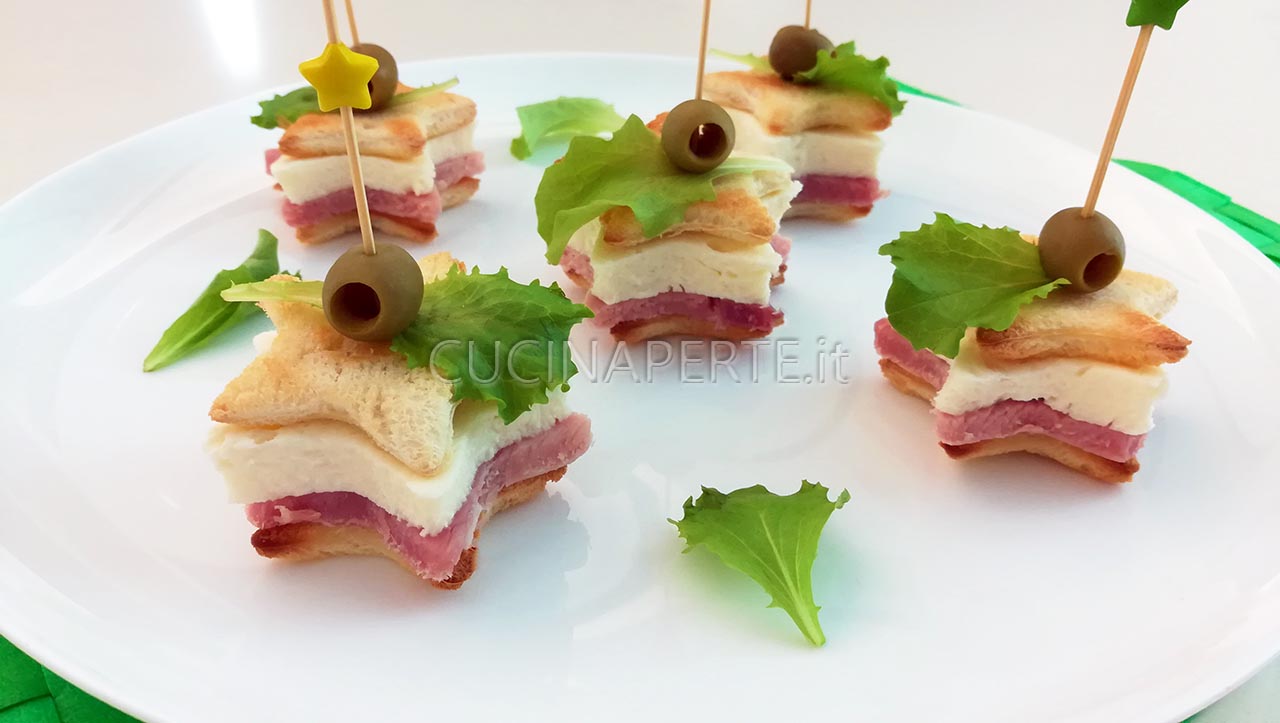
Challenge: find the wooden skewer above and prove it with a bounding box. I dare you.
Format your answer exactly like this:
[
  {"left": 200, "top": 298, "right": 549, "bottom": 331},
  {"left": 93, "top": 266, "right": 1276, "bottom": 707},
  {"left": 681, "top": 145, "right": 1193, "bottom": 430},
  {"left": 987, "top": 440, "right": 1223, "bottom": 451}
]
[
  {"left": 694, "top": 0, "right": 711, "bottom": 99},
  {"left": 1082, "top": 23, "right": 1154, "bottom": 218},
  {"left": 320, "top": 0, "right": 377, "bottom": 255},
  {"left": 804, "top": 0, "right": 812, "bottom": 29},
  {"left": 343, "top": 0, "right": 360, "bottom": 45},
  {"left": 322, "top": 0, "right": 339, "bottom": 43}
]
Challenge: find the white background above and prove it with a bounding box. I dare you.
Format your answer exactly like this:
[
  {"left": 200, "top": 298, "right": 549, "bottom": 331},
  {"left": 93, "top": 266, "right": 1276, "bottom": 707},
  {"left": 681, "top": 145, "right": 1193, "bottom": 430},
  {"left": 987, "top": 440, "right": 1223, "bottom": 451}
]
[
  {"left": 0, "top": 1, "right": 1275, "bottom": 719},
  {"left": 1, "top": 0, "right": 1278, "bottom": 219}
]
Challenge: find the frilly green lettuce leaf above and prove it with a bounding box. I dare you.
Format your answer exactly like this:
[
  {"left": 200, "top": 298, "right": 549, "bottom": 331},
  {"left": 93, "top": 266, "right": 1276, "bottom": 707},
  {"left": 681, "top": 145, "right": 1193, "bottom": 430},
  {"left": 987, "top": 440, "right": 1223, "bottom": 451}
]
[
  {"left": 671, "top": 481, "right": 850, "bottom": 646},
  {"left": 222, "top": 265, "right": 591, "bottom": 424},
  {"left": 143, "top": 230, "right": 281, "bottom": 372},
  {"left": 710, "top": 49, "right": 772, "bottom": 73},
  {"left": 535, "top": 115, "right": 790, "bottom": 263},
  {"left": 877, "top": 213, "right": 1068, "bottom": 358},
  {"left": 510, "top": 97, "right": 626, "bottom": 160},
  {"left": 795, "top": 41, "right": 905, "bottom": 116},
  {"left": 391, "top": 266, "right": 592, "bottom": 423},
  {"left": 250, "top": 79, "right": 458, "bottom": 129}
]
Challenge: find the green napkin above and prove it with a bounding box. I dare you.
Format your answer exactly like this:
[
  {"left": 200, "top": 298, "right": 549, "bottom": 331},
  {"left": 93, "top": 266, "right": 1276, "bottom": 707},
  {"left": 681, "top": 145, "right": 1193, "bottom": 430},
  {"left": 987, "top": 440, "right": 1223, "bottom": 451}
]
[
  {"left": 0, "top": 638, "right": 136, "bottom": 723},
  {"left": 2, "top": 83, "right": 1277, "bottom": 723},
  {"left": 1115, "top": 159, "right": 1280, "bottom": 265}
]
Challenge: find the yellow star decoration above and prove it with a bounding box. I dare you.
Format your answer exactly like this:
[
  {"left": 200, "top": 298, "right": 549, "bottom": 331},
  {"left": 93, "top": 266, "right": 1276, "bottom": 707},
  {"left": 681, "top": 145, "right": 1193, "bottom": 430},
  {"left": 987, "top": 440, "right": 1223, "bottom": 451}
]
[{"left": 298, "top": 42, "right": 379, "bottom": 111}]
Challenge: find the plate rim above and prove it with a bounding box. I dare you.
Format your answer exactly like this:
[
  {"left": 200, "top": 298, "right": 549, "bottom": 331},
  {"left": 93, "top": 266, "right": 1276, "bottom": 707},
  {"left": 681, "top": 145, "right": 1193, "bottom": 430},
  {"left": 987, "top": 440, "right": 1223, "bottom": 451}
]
[{"left": 1, "top": 50, "right": 1278, "bottom": 723}]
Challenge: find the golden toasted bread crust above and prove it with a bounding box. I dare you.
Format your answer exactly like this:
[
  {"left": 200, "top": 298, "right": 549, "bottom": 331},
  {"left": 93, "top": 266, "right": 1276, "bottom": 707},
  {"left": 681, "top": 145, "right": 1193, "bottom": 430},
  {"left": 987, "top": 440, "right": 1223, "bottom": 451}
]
[
  {"left": 599, "top": 186, "right": 779, "bottom": 249},
  {"left": 296, "top": 211, "right": 439, "bottom": 245},
  {"left": 249, "top": 467, "right": 566, "bottom": 589},
  {"left": 440, "top": 176, "right": 480, "bottom": 209},
  {"left": 879, "top": 359, "right": 1138, "bottom": 483},
  {"left": 578, "top": 113, "right": 785, "bottom": 249},
  {"left": 878, "top": 358, "right": 937, "bottom": 403},
  {"left": 785, "top": 202, "right": 873, "bottom": 222},
  {"left": 608, "top": 315, "right": 781, "bottom": 343},
  {"left": 279, "top": 91, "right": 477, "bottom": 161},
  {"left": 976, "top": 268, "right": 1190, "bottom": 368},
  {"left": 209, "top": 276, "right": 458, "bottom": 475},
  {"left": 941, "top": 435, "right": 1138, "bottom": 484},
  {"left": 704, "top": 71, "right": 892, "bottom": 134}
]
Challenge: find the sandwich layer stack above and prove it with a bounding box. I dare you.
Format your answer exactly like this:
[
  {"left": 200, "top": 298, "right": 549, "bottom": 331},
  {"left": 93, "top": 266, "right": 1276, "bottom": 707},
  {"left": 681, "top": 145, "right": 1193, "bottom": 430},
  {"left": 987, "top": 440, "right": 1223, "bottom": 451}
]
[
  {"left": 207, "top": 255, "right": 591, "bottom": 587},
  {"left": 265, "top": 87, "right": 484, "bottom": 244},
  {"left": 558, "top": 138, "right": 799, "bottom": 342},
  {"left": 704, "top": 71, "right": 889, "bottom": 221},
  {"left": 874, "top": 266, "right": 1190, "bottom": 482}
]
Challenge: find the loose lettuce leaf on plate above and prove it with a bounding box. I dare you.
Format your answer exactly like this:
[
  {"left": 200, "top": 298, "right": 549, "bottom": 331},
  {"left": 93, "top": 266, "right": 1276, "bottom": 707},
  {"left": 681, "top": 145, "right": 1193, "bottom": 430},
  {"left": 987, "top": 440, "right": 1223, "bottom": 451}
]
[
  {"left": 671, "top": 481, "right": 850, "bottom": 646},
  {"left": 877, "top": 213, "right": 1068, "bottom": 358},
  {"left": 534, "top": 115, "right": 789, "bottom": 263},
  {"left": 143, "top": 230, "right": 281, "bottom": 372},
  {"left": 510, "top": 97, "right": 625, "bottom": 160}
]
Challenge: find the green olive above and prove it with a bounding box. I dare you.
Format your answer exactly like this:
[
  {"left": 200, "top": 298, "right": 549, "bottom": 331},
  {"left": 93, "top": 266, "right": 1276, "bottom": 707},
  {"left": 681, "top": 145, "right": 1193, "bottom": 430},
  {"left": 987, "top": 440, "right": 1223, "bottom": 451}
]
[
  {"left": 1037, "top": 207, "right": 1127, "bottom": 293},
  {"left": 660, "top": 99, "right": 735, "bottom": 174},
  {"left": 322, "top": 243, "right": 424, "bottom": 341},
  {"left": 351, "top": 43, "right": 399, "bottom": 112},
  {"left": 768, "top": 25, "right": 834, "bottom": 80}
]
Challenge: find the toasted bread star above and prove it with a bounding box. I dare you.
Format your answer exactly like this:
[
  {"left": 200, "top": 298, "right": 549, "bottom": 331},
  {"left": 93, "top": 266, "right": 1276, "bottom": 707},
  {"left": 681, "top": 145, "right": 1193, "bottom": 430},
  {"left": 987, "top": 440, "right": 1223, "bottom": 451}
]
[
  {"left": 210, "top": 254, "right": 465, "bottom": 475},
  {"left": 298, "top": 42, "right": 378, "bottom": 111}
]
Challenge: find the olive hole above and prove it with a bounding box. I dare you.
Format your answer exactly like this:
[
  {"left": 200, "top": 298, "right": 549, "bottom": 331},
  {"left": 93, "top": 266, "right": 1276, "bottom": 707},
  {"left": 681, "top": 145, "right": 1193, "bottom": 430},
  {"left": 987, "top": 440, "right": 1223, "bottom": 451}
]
[
  {"left": 1083, "top": 253, "right": 1123, "bottom": 290},
  {"left": 332, "top": 282, "right": 382, "bottom": 326},
  {"left": 688, "top": 123, "right": 727, "bottom": 160}
]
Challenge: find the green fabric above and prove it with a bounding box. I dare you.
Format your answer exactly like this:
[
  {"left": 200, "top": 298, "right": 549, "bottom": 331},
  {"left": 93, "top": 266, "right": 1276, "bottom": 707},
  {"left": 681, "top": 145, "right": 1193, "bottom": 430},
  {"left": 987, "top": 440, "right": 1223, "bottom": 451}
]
[
  {"left": 893, "top": 78, "right": 961, "bottom": 107},
  {"left": 1, "top": 82, "right": 1277, "bottom": 723},
  {"left": 1, "top": 639, "right": 138, "bottom": 722},
  {"left": 1115, "top": 159, "right": 1280, "bottom": 265}
]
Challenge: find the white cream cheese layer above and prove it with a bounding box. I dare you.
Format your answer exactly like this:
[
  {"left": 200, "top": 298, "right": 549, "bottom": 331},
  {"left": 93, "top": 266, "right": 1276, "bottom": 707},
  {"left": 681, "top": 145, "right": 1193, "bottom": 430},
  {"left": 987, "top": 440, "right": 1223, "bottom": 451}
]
[
  {"left": 568, "top": 219, "right": 783, "bottom": 306},
  {"left": 725, "top": 108, "right": 882, "bottom": 178},
  {"left": 207, "top": 390, "right": 570, "bottom": 535},
  {"left": 932, "top": 338, "right": 1167, "bottom": 434},
  {"left": 270, "top": 124, "right": 476, "bottom": 204}
]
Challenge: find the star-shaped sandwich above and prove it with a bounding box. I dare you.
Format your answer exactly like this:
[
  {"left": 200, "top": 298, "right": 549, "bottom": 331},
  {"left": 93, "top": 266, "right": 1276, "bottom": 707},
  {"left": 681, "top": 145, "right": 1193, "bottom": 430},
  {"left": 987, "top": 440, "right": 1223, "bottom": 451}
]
[{"left": 206, "top": 253, "right": 595, "bottom": 588}]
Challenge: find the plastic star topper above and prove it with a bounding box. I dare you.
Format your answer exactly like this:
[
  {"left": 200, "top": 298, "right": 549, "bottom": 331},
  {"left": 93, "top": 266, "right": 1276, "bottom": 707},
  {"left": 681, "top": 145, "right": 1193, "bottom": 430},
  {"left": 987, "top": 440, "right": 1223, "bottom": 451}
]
[
  {"left": 1126, "top": 0, "right": 1192, "bottom": 30},
  {"left": 298, "top": 42, "right": 379, "bottom": 111}
]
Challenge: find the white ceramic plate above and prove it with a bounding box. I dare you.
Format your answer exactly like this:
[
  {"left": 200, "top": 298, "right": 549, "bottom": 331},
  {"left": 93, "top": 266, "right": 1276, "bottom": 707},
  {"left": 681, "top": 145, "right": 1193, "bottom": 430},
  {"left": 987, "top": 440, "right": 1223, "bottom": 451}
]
[{"left": 1, "top": 54, "right": 1278, "bottom": 723}]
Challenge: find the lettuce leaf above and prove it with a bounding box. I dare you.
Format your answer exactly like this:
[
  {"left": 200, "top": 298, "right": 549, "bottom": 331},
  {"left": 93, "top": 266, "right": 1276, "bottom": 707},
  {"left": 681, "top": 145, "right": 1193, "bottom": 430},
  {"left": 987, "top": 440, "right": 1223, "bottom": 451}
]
[
  {"left": 877, "top": 213, "right": 1068, "bottom": 358},
  {"left": 671, "top": 481, "right": 850, "bottom": 646},
  {"left": 510, "top": 97, "right": 626, "bottom": 160},
  {"left": 1127, "top": 0, "right": 1192, "bottom": 29},
  {"left": 384, "top": 77, "right": 460, "bottom": 108},
  {"left": 392, "top": 266, "right": 592, "bottom": 423},
  {"left": 710, "top": 49, "right": 772, "bottom": 73},
  {"left": 714, "top": 42, "right": 905, "bottom": 116},
  {"left": 222, "top": 266, "right": 592, "bottom": 423},
  {"left": 535, "top": 115, "right": 790, "bottom": 263},
  {"left": 220, "top": 278, "right": 321, "bottom": 307},
  {"left": 795, "top": 41, "right": 905, "bottom": 116},
  {"left": 249, "top": 79, "right": 458, "bottom": 129},
  {"left": 143, "top": 230, "right": 281, "bottom": 372},
  {"left": 249, "top": 88, "right": 321, "bottom": 130}
]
